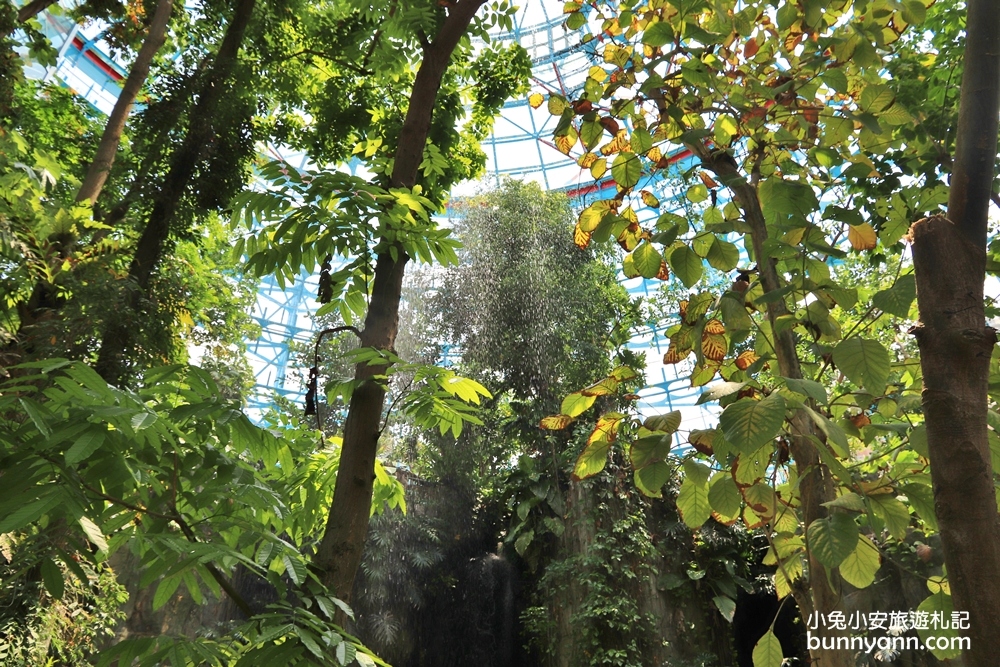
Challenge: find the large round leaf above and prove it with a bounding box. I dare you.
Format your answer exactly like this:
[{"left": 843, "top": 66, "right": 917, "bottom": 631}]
[
  {"left": 839, "top": 535, "right": 881, "bottom": 589},
  {"left": 611, "top": 152, "right": 642, "bottom": 189},
  {"left": 751, "top": 630, "right": 783, "bottom": 667},
  {"left": 632, "top": 241, "right": 663, "bottom": 279},
  {"left": 719, "top": 395, "right": 786, "bottom": 455},
  {"left": 669, "top": 245, "right": 704, "bottom": 287},
  {"left": 677, "top": 477, "right": 711, "bottom": 528},
  {"left": 832, "top": 337, "right": 890, "bottom": 392},
  {"left": 807, "top": 513, "right": 859, "bottom": 569}
]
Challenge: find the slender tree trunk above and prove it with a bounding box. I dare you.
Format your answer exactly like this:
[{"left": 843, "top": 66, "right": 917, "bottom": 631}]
[
  {"left": 313, "top": 0, "right": 486, "bottom": 604},
  {"left": 696, "top": 148, "right": 852, "bottom": 667},
  {"left": 16, "top": 0, "right": 58, "bottom": 23},
  {"left": 77, "top": 0, "right": 173, "bottom": 205},
  {"left": 95, "top": 0, "right": 256, "bottom": 385},
  {"left": 910, "top": 0, "right": 1000, "bottom": 664}
]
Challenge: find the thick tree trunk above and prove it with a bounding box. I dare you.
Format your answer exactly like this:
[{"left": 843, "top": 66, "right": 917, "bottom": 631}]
[
  {"left": 95, "top": 0, "right": 255, "bottom": 385},
  {"left": 697, "top": 148, "right": 852, "bottom": 667},
  {"left": 16, "top": 0, "right": 58, "bottom": 23},
  {"left": 313, "top": 0, "right": 486, "bottom": 604},
  {"left": 77, "top": 0, "right": 173, "bottom": 205},
  {"left": 909, "top": 1, "right": 1000, "bottom": 663}
]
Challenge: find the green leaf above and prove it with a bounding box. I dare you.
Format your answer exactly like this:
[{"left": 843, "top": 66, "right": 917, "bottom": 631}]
[
  {"left": 713, "top": 595, "right": 736, "bottom": 622},
  {"left": 79, "top": 516, "right": 109, "bottom": 553},
  {"left": 153, "top": 575, "right": 182, "bottom": 611},
  {"left": 822, "top": 116, "right": 854, "bottom": 148},
  {"left": 872, "top": 274, "right": 916, "bottom": 318},
  {"left": 752, "top": 630, "right": 783, "bottom": 667},
  {"left": 806, "top": 513, "right": 859, "bottom": 569},
  {"left": 643, "top": 411, "right": 681, "bottom": 433},
  {"left": 65, "top": 426, "right": 106, "bottom": 465},
  {"left": 642, "top": 21, "right": 673, "bottom": 47},
  {"left": 869, "top": 494, "right": 910, "bottom": 540},
  {"left": 282, "top": 553, "right": 307, "bottom": 585},
  {"left": 41, "top": 557, "right": 65, "bottom": 599},
  {"left": 719, "top": 395, "right": 786, "bottom": 455},
  {"left": 611, "top": 152, "right": 642, "bottom": 189},
  {"left": 783, "top": 378, "right": 828, "bottom": 404},
  {"left": 706, "top": 239, "right": 740, "bottom": 271},
  {"left": 839, "top": 536, "right": 881, "bottom": 588},
  {"left": 677, "top": 476, "right": 711, "bottom": 528},
  {"left": 561, "top": 391, "right": 597, "bottom": 417},
  {"left": 635, "top": 461, "right": 672, "bottom": 497},
  {"left": 574, "top": 439, "right": 613, "bottom": 480},
  {"left": 19, "top": 398, "right": 52, "bottom": 437},
  {"left": 861, "top": 84, "right": 895, "bottom": 113},
  {"left": 916, "top": 593, "right": 962, "bottom": 659},
  {"left": 632, "top": 241, "right": 663, "bottom": 279},
  {"left": 832, "top": 337, "right": 890, "bottom": 393},
  {"left": 515, "top": 529, "right": 534, "bottom": 556},
  {"left": 0, "top": 490, "right": 62, "bottom": 533},
  {"left": 822, "top": 492, "right": 866, "bottom": 512},
  {"left": 804, "top": 407, "right": 849, "bottom": 457},
  {"left": 128, "top": 411, "right": 157, "bottom": 434},
  {"left": 670, "top": 245, "right": 704, "bottom": 287},
  {"left": 708, "top": 474, "right": 742, "bottom": 519}
]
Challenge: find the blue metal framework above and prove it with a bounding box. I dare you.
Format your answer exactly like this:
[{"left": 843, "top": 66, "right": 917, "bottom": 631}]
[{"left": 27, "top": 0, "right": 718, "bottom": 425}]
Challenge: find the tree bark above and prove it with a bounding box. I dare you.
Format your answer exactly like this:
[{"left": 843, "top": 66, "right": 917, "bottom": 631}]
[
  {"left": 95, "top": 0, "right": 256, "bottom": 385},
  {"left": 76, "top": 0, "right": 173, "bottom": 205},
  {"left": 909, "top": 1, "right": 1000, "bottom": 664},
  {"left": 313, "top": 0, "right": 486, "bottom": 604},
  {"left": 696, "top": 147, "right": 852, "bottom": 667},
  {"left": 16, "top": 0, "right": 58, "bottom": 23}
]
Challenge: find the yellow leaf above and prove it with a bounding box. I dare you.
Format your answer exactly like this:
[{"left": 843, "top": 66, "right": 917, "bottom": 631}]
[
  {"left": 735, "top": 350, "right": 759, "bottom": 371},
  {"left": 574, "top": 223, "right": 592, "bottom": 249},
  {"left": 540, "top": 414, "right": 573, "bottom": 430},
  {"left": 704, "top": 318, "right": 726, "bottom": 335},
  {"left": 848, "top": 222, "right": 878, "bottom": 250},
  {"left": 528, "top": 92, "right": 544, "bottom": 109},
  {"left": 590, "top": 157, "right": 607, "bottom": 179},
  {"left": 701, "top": 332, "right": 728, "bottom": 362},
  {"left": 577, "top": 152, "right": 598, "bottom": 168},
  {"left": 640, "top": 190, "right": 660, "bottom": 208}
]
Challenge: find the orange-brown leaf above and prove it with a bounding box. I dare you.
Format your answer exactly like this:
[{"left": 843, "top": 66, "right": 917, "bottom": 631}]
[
  {"left": 744, "top": 37, "right": 760, "bottom": 59},
  {"left": 701, "top": 332, "right": 728, "bottom": 362},
  {"left": 655, "top": 261, "right": 670, "bottom": 281},
  {"left": 699, "top": 172, "right": 719, "bottom": 189},
  {"left": 540, "top": 414, "right": 574, "bottom": 430},
  {"left": 663, "top": 344, "right": 688, "bottom": 364},
  {"left": 704, "top": 318, "right": 726, "bottom": 335},
  {"left": 734, "top": 350, "right": 760, "bottom": 371},
  {"left": 617, "top": 221, "right": 642, "bottom": 251}
]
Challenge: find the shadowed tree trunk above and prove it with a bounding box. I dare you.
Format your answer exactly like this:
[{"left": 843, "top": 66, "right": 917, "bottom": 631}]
[
  {"left": 312, "top": 0, "right": 487, "bottom": 604},
  {"left": 95, "top": 0, "right": 255, "bottom": 385},
  {"left": 910, "top": 0, "right": 1000, "bottom": 664},
  {"left": 692, "top": 147, "right": 852, "bottom": 667},
  {"left": 16, "top": 0, "right": 58, "bottom": 23},
  {"left": 77, "top": 0, "right": 173, "bottom": 205}
]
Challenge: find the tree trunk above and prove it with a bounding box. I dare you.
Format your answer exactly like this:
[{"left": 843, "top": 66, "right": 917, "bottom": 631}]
[
  {"left": 77, "top": 0, "right": 173, "bottom": 205},
  {"left": 697, "top": 148, "right": 852, "bottom": 667},
  {"left": 16, "top": 0, "right": 58, "bottom": 23},
  {"left": 313, "top": 0, "right": 486, "bottom": 604},
  {"left": 910, "top": 1, "right": 1000, "bottom": 663},
  {"left": 95, "top": 0, "right": 256, "bottom": 385}
]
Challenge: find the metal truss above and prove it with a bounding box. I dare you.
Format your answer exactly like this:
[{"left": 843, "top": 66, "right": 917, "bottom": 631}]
[{"left": 28, "top": 0, "right": 723, "bottom": 424}]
